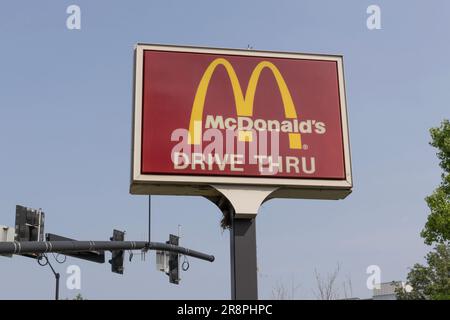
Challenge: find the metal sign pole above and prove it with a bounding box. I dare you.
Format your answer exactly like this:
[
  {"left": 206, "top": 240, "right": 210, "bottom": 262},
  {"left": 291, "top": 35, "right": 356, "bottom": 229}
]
[
  {"left": 212, "top": 185, "right": 276, "bottom": 300},
  {"left": 230, "top": 213, "right": 258, "bottom": 300}
]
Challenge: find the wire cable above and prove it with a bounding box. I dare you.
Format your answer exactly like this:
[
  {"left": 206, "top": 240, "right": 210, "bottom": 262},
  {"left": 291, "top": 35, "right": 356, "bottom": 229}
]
[
  {"left": 182, "top": 255, "right": 190, "bottom": 271},
  {"left": 52, "top": 252, "right": 66, "bottom": 264}
]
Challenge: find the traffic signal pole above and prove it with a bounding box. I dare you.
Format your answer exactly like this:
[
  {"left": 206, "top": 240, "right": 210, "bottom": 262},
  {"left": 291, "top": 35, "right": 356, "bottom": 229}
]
[{"left": 0, "top": 240, "right": 215, "bottom": 262}]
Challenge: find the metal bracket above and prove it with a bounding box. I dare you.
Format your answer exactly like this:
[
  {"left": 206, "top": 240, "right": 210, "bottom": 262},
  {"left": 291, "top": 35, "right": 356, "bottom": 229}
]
[{"left": 211, "top": 185, "right": 277, "bottom": 218}]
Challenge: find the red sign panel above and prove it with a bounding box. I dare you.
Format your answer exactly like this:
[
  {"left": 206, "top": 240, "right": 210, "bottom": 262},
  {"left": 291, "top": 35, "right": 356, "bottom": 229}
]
[{"left": 131, "top": 45, "right": 351, "bottom": 197}]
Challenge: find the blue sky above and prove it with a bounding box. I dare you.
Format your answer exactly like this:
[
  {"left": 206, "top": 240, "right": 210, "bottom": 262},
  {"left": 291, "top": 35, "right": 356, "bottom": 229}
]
[{"left": 0, "top": 0, "right": 449, "bottom": 299}]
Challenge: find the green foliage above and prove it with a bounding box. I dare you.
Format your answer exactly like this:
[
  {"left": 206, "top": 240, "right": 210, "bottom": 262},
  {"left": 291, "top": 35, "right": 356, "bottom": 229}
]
[
  {"left": 421, "top": 119, "right": 450, "bottom": 245},
  {"left": 397, "top": 120, "right": 450, "bottom": 300},
  {"left": 396, "top": 244, "right": 450, "bottom": 300},
  {"left": 422, "top": 188, "right": 450, "bottom": 245},
  {"left": 430, "top": 119, "right": 450, "bottom": 175}
]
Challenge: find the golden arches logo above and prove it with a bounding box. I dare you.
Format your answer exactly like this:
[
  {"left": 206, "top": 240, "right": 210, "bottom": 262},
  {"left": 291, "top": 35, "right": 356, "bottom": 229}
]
[{"left": 188, "top": 58, "right": 302, "bottom": 149}]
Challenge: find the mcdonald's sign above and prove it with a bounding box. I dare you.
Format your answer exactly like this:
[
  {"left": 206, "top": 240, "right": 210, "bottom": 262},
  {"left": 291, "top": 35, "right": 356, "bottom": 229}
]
[{"left": 131, "top": 44, "right": 352, "bottom": 200}]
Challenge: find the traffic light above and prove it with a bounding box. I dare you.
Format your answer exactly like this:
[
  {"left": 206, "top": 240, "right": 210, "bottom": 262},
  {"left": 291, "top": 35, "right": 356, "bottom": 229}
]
[
  {"left": 14, "top": 205, "right": 45, "bottom": 242},
  {"left": 109, "top": 229, "right": 125, "bottom": 274},
  {"left": 14, "top": 205, "right": 45, "bottom": 258},
  {"left": 166, "top": 234, "right": 179, "bottom": 284}
]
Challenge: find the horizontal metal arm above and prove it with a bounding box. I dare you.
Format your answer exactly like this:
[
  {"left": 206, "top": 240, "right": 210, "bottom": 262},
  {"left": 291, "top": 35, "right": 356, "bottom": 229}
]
[
  {"left": 0, "top": 241, "right": 215, "bottom": 262},
  {"left": 148, "top": 242, "right": 214, "bottom": 262}
]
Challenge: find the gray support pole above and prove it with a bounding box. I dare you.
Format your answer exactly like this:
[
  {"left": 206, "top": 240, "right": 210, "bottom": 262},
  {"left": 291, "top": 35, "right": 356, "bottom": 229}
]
[
  {"left": 230, "top": 214, "right": 258, "bottom": 300},
  {"left": 210, "top": 185, "right": 274, "bottom": 300}
]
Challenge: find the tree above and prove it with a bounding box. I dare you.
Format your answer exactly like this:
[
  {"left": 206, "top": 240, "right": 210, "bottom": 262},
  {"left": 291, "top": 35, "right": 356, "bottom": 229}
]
[
  {"left": 312, "top": 263, "right": 353, "bottom": 300},
  {"left": 271, "top": 277, "right": 301, "bottom": 300},
  {"left": 397, "top": 120, "right": 450, "bottom": 300},
  {"left": 73, "top": 293, "right": 85, "bottom": 300},
  {"left": 313, "top": 264, "right": 341, "bottom": 300},
  {"left": 65, "top": 293, "right": 85, "bottom": 300},
  {"left": 421, "top": 120, "right": 450, "bottom": 245},
  {"left": 397, "top": 244, "right": 450, "bottom": 300}
]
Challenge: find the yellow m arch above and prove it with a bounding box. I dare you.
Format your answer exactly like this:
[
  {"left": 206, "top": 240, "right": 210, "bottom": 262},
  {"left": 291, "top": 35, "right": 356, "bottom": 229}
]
[{"left": 188, "top": 58, "right": 302, "bottom": 149}]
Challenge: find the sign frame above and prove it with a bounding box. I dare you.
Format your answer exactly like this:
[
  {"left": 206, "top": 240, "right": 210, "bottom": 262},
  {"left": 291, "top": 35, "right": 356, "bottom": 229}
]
[{"left": 130, "top": 43, "right": 352, "bottom": 200}]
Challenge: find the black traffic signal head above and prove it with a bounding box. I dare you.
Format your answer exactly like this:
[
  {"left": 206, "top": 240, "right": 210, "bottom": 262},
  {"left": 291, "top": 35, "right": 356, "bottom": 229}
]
[
  {"left": 166, "top": 234, "right": 180, "bottom": 285},
  {"left": 14, "top": 205, "right": 45, "bottom": 242},
  {"left": 109, "top": 229, "right": 125, "bottom": 274}
]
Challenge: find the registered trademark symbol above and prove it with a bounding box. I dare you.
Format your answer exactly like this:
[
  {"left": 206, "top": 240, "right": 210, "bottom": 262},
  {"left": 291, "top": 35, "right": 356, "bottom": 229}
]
[{"left": 303, "top": 144, "right": 309, "bottom": 150}]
